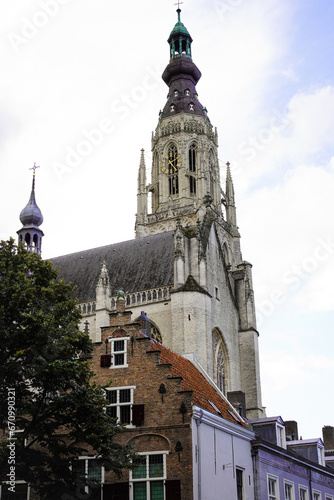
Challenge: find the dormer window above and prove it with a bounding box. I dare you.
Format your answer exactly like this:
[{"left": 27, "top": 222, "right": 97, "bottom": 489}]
[
  {"left": 317, "top": 443, "right": 325, "bottom": 466},
  {"left": 170, "top": 104, "right": 175, "bottom": 112},
  {"left": 173, "top": 89, "right": 179, "bottom": 97},
  {"left": 189, "top": 103, "right": 195, "bottom": 111},
  {"left": 276, "top": 423, "right": 286, "bottom": 448},
  {"left": 185, "top": 89, "right": 190, "bottom": 96}
]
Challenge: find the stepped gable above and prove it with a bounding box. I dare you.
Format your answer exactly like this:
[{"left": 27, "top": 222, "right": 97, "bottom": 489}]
[
  {"left": 51, "top": 232, "right": 174, "bottom": 303},
  {"left": 150, "top": 339, "right": 246, "bottom": 427}
]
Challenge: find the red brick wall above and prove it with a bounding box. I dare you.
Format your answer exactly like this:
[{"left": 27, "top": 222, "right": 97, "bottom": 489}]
[{"left": 92, "top": 305, "right": 194, "bottom": 500}]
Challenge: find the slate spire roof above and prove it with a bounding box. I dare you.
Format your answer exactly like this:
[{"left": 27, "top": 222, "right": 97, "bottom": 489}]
[{"left": 19, "top": 174, "right": 43, "bottom": 228}]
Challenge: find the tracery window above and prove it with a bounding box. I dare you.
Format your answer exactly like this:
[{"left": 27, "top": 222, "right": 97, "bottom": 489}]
[
  {"left": 167, "top": 144, "right": 179, "bottom": 195},
  {"left": 189, "top": 143, "right": 197, "bottom": 194},
  {"left": 208, "top": 150, "right": 215, "bottom": 198},
  {"left": 212, "top": 330, "right": 228, "bottom": 394}
]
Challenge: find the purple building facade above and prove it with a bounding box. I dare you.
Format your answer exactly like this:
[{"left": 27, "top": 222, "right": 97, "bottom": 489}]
[{"left": 250, "top": 417, "right": 334, "bottom": 500}]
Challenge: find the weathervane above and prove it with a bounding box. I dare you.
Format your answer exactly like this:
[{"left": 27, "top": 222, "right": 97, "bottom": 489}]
[
  {"left": 174, "top": 1, "right": 184, "bottom": 10},
  {"left": 30, "top": 162, "right": 40, "bottom": 176}
]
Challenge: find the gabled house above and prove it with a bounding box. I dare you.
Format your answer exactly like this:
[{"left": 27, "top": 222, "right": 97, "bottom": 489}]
[{"left": 91, "top": 295, "right": 255, "bottom": 500}]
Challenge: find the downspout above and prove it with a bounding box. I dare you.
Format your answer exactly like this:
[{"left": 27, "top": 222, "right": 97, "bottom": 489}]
[
  {"left": 195, "top": 410, "right": 203, "bottom": 500},
  {"left": 251, "top": 448, "right": 258, "bottom": 500}
]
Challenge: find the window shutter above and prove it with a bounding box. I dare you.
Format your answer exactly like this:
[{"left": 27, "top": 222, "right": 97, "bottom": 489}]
[
  {"left": 102, "top": 482, "right": 129, "bottom": 500},
  {"left": 166, "top": 479, "right": 181, "bottom": 500},
  {"left": 100, "top": 354, "right": 112, "bottom": 368},
  {"left": 132, "top": 404, "right": 145, "bottom": 426}
]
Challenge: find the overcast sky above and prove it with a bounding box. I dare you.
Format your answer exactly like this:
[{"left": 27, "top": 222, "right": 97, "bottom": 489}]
[{"left": 1, "top": 0, "right": 334, "bottom": 440}]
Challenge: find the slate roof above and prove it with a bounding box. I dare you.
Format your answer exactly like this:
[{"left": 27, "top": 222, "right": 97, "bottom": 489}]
[
  {"left": 51, "top": 232, "right": 175, "bottom": 303},
  {"left": 150, "top": 339, "right": 246, "bottom": 427}
]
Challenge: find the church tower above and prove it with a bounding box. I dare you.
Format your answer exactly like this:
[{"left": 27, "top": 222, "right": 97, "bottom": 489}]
[
  {"left": 134, "top": 9, "right": 263, "bottom": 418},
  {"left": 53, "top": 8, "right": 264, "bottom": 419},
  {"left": 135, "top": 7, "right": 221, "bottom": 238},
  {"left": 17, "top": 166, "right": 44, "bottom": 254}
]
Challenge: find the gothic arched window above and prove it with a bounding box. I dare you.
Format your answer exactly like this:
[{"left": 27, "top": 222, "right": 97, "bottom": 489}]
[
  {"left": 167, "top": 144, "right": 179, "bottom": 195},
  {"left": 189, "top": 143, "right": 197, "bottom": 194},
  {"left": 208, "top": 150, "right": 215, "bottom": 199},
  {"left": 212, "top": 329, "right": 228, "bottom": 394},
  {"left": 189, "top": 143, "right": 196, "bottom": 172}
]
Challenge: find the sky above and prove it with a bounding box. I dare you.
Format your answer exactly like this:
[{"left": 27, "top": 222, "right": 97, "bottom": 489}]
[{"left": 1, "top": 0, "right": 334, "bottom": 441}]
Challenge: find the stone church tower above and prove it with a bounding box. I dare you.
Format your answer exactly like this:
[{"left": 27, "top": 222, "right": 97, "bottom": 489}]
[{"left": 52, "top": 9, "right": 264, "bottom": 419}]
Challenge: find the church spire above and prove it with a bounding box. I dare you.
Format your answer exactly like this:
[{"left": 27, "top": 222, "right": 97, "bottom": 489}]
[
  {"left": 17, "top": 165, "right": 44, "bottom": 254},
  {"left": 161, "top": 7, "right": 205, "bottom": 120},
  {"left": 135, "top": 149, "right": 148, "bottom": 238},
  {"left": 225, "top": 162, "right": 237, "bottom": 228}
]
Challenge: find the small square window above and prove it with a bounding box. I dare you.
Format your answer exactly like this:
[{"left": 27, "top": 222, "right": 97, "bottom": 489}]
[{"left": 109, "top": 338, "right": 128, "bottom": 368}]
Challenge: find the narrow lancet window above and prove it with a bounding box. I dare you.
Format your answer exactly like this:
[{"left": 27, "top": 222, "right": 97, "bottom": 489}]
[{"left": 167, "top": 144, "right": 179, "bottom": 195}]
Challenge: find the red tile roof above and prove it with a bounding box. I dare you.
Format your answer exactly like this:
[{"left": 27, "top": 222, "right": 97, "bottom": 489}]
[{"left": 149, "top": 339, "right": 246, "bottom": 428}]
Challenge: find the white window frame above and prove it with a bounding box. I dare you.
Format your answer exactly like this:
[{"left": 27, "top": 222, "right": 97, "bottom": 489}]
[
  {"left": 313, "top": 491, "right": 322, "bottom": 500},
  {"left": 72, "top": 456, "right": 104, "bottom": 497},
  {"left": 130, "top": 451, "right": 169, "bottom": 500},
  {"left": 325, "top": 494, "right": 334, "bottom": 500},
  {"left": 317, "top": 444, "right": 325, "bottom": 466},
  {"left": 298, "top": 485, "right": 309, "bottom": 500},
  {"left": 284, "top": 480, "right": 295, "bottom": 500},
  {"left": 105, "top": 386, "right": 135, "bottom": 428},
  {"left": 268, "top": 474, "right": 279, "bottom": 500},
  {"left": 108, "top": 337, "right": 128, "bottom": 368},
  {"left": 0, "top": 481, "right": 30, "bottom": 499},
  {"left": 276, "top": 423, "right": 286, "bottom": 448}
]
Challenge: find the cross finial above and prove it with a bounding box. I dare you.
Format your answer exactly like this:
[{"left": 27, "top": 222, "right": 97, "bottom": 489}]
[
  {"left": 174, "top": 1, "right": 184, "bottom": 9},
  {"left": 30, "top": 162, "right": 40, "bottom": 176}
]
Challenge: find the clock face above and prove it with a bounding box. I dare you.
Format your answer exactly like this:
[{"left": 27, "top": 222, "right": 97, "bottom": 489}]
[{"left": 161, "top": 153, "right": 182, "bottom": 174}]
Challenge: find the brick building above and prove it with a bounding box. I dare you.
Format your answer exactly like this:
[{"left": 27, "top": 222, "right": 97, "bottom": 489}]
[{"left": 88, "top": 294, "right": 255, "bottom": 500}]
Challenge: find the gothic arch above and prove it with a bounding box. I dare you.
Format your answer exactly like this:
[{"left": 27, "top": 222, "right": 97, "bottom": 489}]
[
  {"left": 163, "top": 142, "right": 179, "bottom": 195},
  {"left": 134, "top": 316, "right": 163, "bottom": 344},
  {"left": 208, "top": 149, "right": 216, "bottom": 198},
  {"left": 212, "top": 328, "right": 230, "bottom": 395},
  {"left": 222, "top": 241, "right": 232, "bottom": 268},
  {"left": 188, "top": 141, "right": 197, "bottom": 194}
]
